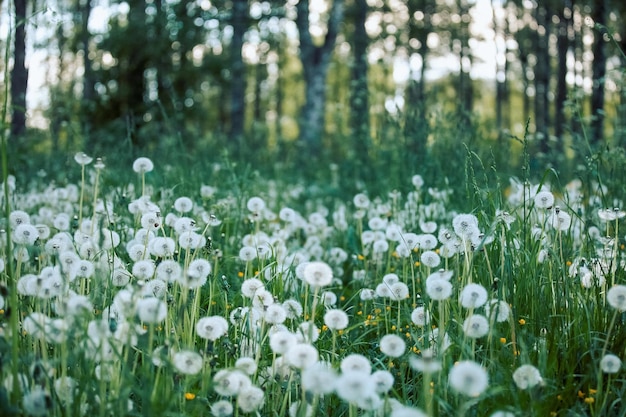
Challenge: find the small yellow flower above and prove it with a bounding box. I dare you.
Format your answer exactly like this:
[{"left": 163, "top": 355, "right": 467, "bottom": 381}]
[
  {"left": 391, "top": 325, "right": 397, "bottom": 331},
  {"left": 237, "top": 271, "right": 244, "bottom": 278},
  {"left": 184, "top": 392, "right": 196, "bottom": 400},
  {"left": 412, "top": 347, "right": 420, "bottom": 354},
  {"left": 500, "top": 337, "right": 507, "bottom": 344},
  {"left": 550, "top": 412, "right": 557, "bottom": 417},
  {"left": 414, "top": 261, "right": 421, "bottom": 267},
  {"left": 385, "top": 306, "right": 391, "bottom": 311},
  {"left": 357, "top": 254, "right": 365, "bottom": 260},
  {"left": 357, "top": 311, "right": 363, "bottom": 316},
  {"left": 340, "top": 296, "right": 345, "bottom": 301},
  {"left": 566, "top": 260, "right": 572, "bottom": 266},
  {"left": 338, "top": 330, "right": 344, "bottom": 335},
  {"left": 392, "top": 251, "right": 399, "bottom": 258},
  {"left": 584, "top": 397, "right": 595, "bottom": 405},
  {"left": 518, "top": 318, "right": 526, "bottom": 326},
  {"left": 588, "top": 388, "right": 597, "bottom": 395},
  {"left": 557, "top": 394, "right": 562, "bottom": 401},
  {"left": 0, "top": 309, "right": 4, "bottom": 315},
  {"left": 578, "top": 390, "right": 586, "bottom": 399},
  {"left": 405, "top": 332, "right": 411, "bottom": 339},
  {"left": 322, "top": 325, "right": 329, "bottom": 332}
]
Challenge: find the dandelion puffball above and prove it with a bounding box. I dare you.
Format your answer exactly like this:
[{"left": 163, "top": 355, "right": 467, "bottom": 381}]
[{"left": 448, "top": 360, "right": 489, "bottom": 397}]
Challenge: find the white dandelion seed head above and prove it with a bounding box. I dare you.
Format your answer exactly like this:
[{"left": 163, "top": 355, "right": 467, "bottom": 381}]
[
  {"left": 323, "top": 309, "right": 349, "bottom": 330},
  {"left": 136, "top": 297, "right": 167, "bottom": 324},
  {"left": 426, "top": 278, "right": 453, "bottom": 301},
  {"left": 340, "top": 353, "right": 372, "bottom": 374},
  {"left": 420, "top": 250, "right": 441, "bottom": 268},
  {"left": 512, "top": 364, "right": 543, "bottom": 389},
  {"left": 196, "top": 316, "right": 229, "bottom": 341},
  {"left": 485, "top": 299, "right": 511, "bottom": 322},
  {"left": 411, "top": 306, "right": 430, "bottom": 327},
  {"left": 285, "top": 343, "right": 319, "bottom": 369},
  {"left": 607, "top": 285, "right": 626, "bottom": 311},
  {"left": 302, "top": 261, "right": 333, "bottom": 287},
  {"left": 172, "top": 350, "right": 204, "bottom": 375},
  {"left": 448, "top": 360, "right": 489, "bottom": 397},
  {"left": 459, "top": 283, "right": 489, "bottom": 309},
  {"left": 132, "top": 157, "right": 154, "bottom": 173},
  {"left": 210, "top": 399, "right": 234, "bottom": 417},
  {"left": 236, "top": 385, "right": 265, "bottom": 413},
  {"left": 600, "top": 353, "right": 622, "bottom": 374},
  {"left": 335, "top": 371, "right": 376, "bottom": 404},
  {"left": 301, "top": 362, "right": 338, "bottom": 395},
  {"left": 534, "top": 190, "right": 555, "bottom": 209},
  {"left": 269, "top": 330, "right": 297, "bottom": 355},
  {"left": 462, "top": 314, "right": 490, "bottom": 339}
]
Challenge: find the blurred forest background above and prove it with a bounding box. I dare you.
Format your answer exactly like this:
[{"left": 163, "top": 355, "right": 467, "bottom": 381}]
[{"left": 1, "top": 0, "right": 625, "bottom": 191}]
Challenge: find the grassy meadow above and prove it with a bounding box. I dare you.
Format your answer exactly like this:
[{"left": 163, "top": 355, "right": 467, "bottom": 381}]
[{"left": 1, "top": 130, "right": 626, "bottom": 417}]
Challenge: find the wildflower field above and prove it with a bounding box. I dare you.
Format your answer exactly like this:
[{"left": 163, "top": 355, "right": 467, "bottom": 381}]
[{"left": 1, "top": 148, "right": 626, "bottom": 417}]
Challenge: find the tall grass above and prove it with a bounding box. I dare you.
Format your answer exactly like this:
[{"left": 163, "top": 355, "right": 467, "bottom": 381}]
[{"left": 1, "top": 123, "right": 625, "bottom": 417}]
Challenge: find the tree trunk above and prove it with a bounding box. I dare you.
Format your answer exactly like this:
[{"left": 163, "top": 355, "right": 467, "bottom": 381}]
[
  {"left": 493, "top": 0, "right": 504, "bottom": 131},
  {"left": 458, "top": 0, "right": 472, "bottom": 114},
  {"left": 81, "top": 0, "right": 94, "bottom": 141},
  {"left": 590, "top": 0, "right": 607, "bottom": 146},
  {"left": 534, "top": 4, "right": 550, "bottom": 156},
  {"left": 296, "top": 0, "right": 344, "bottom": 159},
  {"left": 349, "top": 0, "right": 370, "bottom": 169},
  {"left": 230, "top": 0, "right": 247, "bottom": 144},
  {"left": 10, "top": 0, "right": 28, "bottom": 139},
  {"left": 554, "top": 3, "right": 570, "bottom": 144}
]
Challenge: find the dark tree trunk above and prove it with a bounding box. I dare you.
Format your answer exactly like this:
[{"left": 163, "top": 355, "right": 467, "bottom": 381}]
[
  {"left": 534, "top": 4, "right": 550, "bottom": 156},
  {"left": 230, "top": 0, "right": 247, "bottom": 143},
  {"left": 590, "top": 0, "right": 607, "bottom": 146},
  {"left": 349, "top": 0, "right": 370, "bottom": 169},
  {"left": 10, "top": 0, "right": 28, "bottom": 139},
  {"left": 493, "top": 0, "right": 504, "bottom": 131},
  {"left": 80, "top": 0, "right": 94, "bottom": 140},
  {"left": 296, "top": 0, "right": 344, "bottom": 159},
  {"left": 554, "top": 2, "right": 570, "bottom": 143},
  {"left": 457, "top": 0, "right": 472, "bottom": 114}
]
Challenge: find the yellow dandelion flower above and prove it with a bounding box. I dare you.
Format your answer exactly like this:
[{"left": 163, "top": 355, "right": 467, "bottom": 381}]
[
  {"left": 500, "top": 337, "right": 507, "bottom": 344},
  {"left": 518, "top": 318, "right": 526, "bottom": 325},
  {"left": 584, "top": 397, "right": 595, "bottom": 404},
  {"left": 238, "top": 271, "right": 244, "bottom": 278},
  {"left": 184, "top": 392, "right": 196, "bottom": 400},
  {"left": 588, "top": 388, "right": 597, "bottom": 395},
  {"left": 357, "top": 254, "right": 365, "bottom": 260}
]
